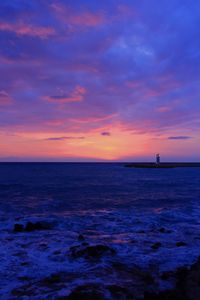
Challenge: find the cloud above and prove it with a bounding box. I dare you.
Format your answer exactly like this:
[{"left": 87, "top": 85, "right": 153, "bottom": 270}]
[
  {"left": 0, "top": 0, "right": 200, "bottom": 160},
  {"left": 51, "top": 3, "right": 105, "bottom": 27},
  {"left": 101, "top": 131, "right": 111, "bottom": 136},
  {"left": 168, "top": 136, "right": 193, "bottom": 140},
  {"left": 0, "top": 21, "right": 55, "bottom": 38},
  {"left": 0, "top": 90, "right": 13, "bottom": 106},
  {"left": 45, "top": 86, "right": 86, "bottom": 104},
  {"left": 44, "top": 136, "right": 85, "bottom": 141}
]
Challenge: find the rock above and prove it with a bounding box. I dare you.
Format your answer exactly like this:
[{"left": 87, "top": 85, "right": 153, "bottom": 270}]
[
  {"left": 142, "top": 259, "right": 200, "bottom": 300},
  {"left": 53, "top": 250, "right": 61, "bottom": 255},
  {"left": 78, "top": 234, "right": 85, "bottom": 241},
  {"left": 66, "top": 285, "right": 104, "bottom": 300},
  {"left": 18, "top": 276, "right": 32, "bottom": 281},
  {"left": 21, "top": 261, "right": 29, "bottom": 266},
  {"left": 41, "top": 273, "right": 63, "bottom": 287},
  {"left": 14, "top": 221, "right": 53, "bottom": 232},
  {"left": 161, "top": 271, "right": 174, "bottom": 281},
  {"left": 69, "top": 244, "right": 116, "bottom": 260},
  {"left": 25, "top": 221, "right": 52, "bottom": 231},
  {"left": 151, "top": 242, "right": 162, "bottom": 250},
  {"left": 141, "top": 272, "right": 155, "bottom": 284},
  {"left": 176, "top": 241, "right": 187, "bottom": 247},
  {"left": 142, "top": 290, "right": 178, "bottom": 300},
  {"left": 82, "top": 242, "right": 89, "bottom": 246},
  {"left": 11, "top": 285, "right": 35, "bottom": 297},
  {"left": 108, "top": 285, "right": 133, "bottom": 299},
  {"left": 159, "top": 228, "right": 172, "bottom": 234},
  {"left": 14, "top": 223, "right": 24, "bottom": 232}
]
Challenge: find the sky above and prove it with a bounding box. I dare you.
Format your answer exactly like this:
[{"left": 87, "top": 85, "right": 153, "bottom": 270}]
[{"left": 0, "top": 0, "right": 200, "bottom": 162}]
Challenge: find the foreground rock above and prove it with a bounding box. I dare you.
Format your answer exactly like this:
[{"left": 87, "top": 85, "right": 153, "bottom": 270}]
[
  {"left": 69, "top": 244, "right": 116, "bottom": 260},
  {"left": 142, "top": 257, "right": 200, "bottom": 300},
  {"left": 59, "top": 257, "right": 200, "bottom": 299},
  {"left": 14, "top": 221, "right": 53, "bottom": 232},
  {"left": 65, "top": 284, "right": 105, "bottom": 300}
]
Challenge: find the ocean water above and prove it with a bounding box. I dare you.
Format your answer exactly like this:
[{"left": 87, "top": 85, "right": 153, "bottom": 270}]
[{"left": 1, "top": 163, "right": 200, "bottom": 299}]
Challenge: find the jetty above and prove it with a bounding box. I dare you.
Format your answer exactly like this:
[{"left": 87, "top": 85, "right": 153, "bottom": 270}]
[
  {"left": 125, "top": 162, "right": 200, "bottom": 169},
  {"left": 125, "top": 155, "right": 200, "bottom": 168}
]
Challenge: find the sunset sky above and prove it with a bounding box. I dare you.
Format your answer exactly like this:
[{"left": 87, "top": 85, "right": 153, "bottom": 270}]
[{"left": 0, "top": 0, "right": 200, "bottom": 161}]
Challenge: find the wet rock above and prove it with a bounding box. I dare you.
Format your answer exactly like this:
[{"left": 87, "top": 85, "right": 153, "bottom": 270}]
[
  {"left": 14, "top": 221, "right": 53, "bottom": 232},
  {"left": 25, "top": 221, "right": 52, "bottom": 231},
  {"left": 142, "top": 290, "right": 178, "bottom": 300},
  {"left": 130, "top": 239, "right": 136, "bottom": 244},
  {"left": 108, "top": 285, "right": 133, "bottom": 299},
  {"left": 143, "top": 258, "right": 200, "bottom": 300},
  {"left": 11, "top": 284, "right": 36, "bottom": 297},
  {"left": 66, "top": 285, "right": 105, "bottom": 300},
  {"left": 13, "top": 250, "right": 27, "bottom": 257},
  {"left": 78, "top": 234, "right": 85, "bottom": 241},
  {"left": 82, "top": 242, "right": 89, "bottom": 246},
  {"left": 41, "top": 273, "right": 63, "bottom": 286},
  {"left": 140, "top": 272, "right": 155, "bottom": 285},
  {"left": 151, "top": 242, "right": 162, "bottom": 250},
  {"left": 176, "top": 241, "right": 187, "bottom": 247},
  {"left": 18, "top": 276, "right": 32, "bottom": 281},
  {"left": 161, "top": 271, "right": 174, "bottom": 281},
  {"left": 20, "top": 261, "right": 29, "bottom": 266},
  {"left": 53, "top": 250, "right": 61, "bottom": 255},
  {"left": 69, "top": 244, "right": 116, "bottom": 260},
  {"left": 159, "top": 228, "right": 172, "bottom": 234},
  {"left": 14, "top": 223, "right": 24, "bottom": 232}
]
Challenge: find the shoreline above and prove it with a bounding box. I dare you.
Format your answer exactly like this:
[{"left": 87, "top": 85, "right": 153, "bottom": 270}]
[{"left": 2, "top": 212, "right": 200, "bottom": 299}]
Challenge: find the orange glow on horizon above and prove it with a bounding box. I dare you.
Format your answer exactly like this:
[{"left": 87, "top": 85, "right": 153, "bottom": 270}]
[{"left": 0, "top": 124, "right": 198, "bottom": 161}]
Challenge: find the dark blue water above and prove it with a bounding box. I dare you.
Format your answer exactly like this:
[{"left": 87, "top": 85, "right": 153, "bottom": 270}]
[{"left": 1, "top": 163, "right": 200, "bottom": 215}]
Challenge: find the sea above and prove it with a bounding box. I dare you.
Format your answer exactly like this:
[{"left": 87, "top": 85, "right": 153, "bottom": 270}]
[{"left": 1, "top": 163, "right": 200, "bottom": 299}]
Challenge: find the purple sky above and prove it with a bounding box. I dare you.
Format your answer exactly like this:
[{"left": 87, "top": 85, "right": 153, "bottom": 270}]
[{"left": 0, "top": 0, "right": 200, "bottom": 161}]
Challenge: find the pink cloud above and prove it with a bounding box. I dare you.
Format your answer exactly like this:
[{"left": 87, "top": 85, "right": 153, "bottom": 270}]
[
  {"left": 51, "top": 3, "right": 105, "bottom": 27},
  {"left": 70, "top": 113, "right": 117, "bottom": 124},
  {"left": 45, "top": 85, "right": 86, "bottom": 104},
  {"left": 0, "top": 91, "right": 13, "bottom": 106},
  {"left": 68, "top": 12, "right": 105, "bottom": 27},
  {"left": 127, "top": 75, "right": 181, "bottom": 99},
  {"left": 0, "top": 21, "right": 55, "bottom": 38},
  {"left": 156, "top": 106, "right": 172, "bottom": 113}
]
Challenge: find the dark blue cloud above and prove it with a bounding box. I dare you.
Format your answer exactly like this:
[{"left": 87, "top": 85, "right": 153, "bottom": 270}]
[
  {"left": 101, "top": 131, "right": 111, "bottom": 136},
  {"left": 168, "top": 136, "right": 193, "bottom": 140},
  {"left": 44, "top": 136, "right": 85, "bottom": 141}
]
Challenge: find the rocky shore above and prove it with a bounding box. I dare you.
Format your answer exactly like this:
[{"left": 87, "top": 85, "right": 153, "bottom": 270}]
[{"left": 6, "top": 220, "right": 200, "bottom": 299}]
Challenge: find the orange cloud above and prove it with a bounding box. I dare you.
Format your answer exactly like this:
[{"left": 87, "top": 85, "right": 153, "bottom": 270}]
[{"left": 0, "top": 21, "right": 55, "bottom": 38}]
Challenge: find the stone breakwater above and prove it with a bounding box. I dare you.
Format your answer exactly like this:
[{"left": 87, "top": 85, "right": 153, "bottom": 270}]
[{"left": 125, "top": 162, "right": 200, "bottom": 168}]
